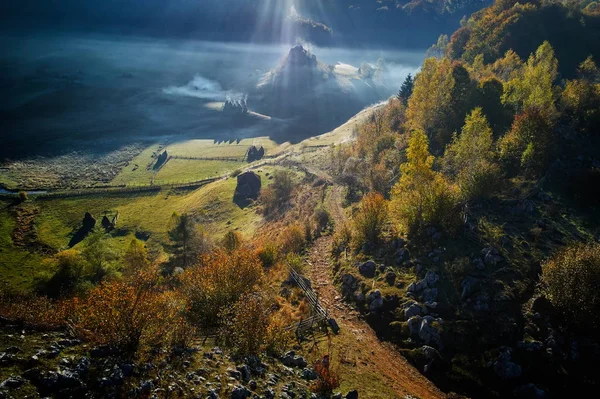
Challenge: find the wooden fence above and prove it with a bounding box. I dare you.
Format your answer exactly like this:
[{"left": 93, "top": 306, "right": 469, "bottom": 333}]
[{"left": 286, "top": 265, "right": 338, "bottom": 338}]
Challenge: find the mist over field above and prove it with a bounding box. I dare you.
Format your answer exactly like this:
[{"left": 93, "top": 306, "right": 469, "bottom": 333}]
[{"left": 0, "top": 34, "right": 423, "bottom": 159}]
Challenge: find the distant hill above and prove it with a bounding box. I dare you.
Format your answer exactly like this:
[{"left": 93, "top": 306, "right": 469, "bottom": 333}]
[{"left": 250, "top": 45, "right": 386, "bottom": 132}]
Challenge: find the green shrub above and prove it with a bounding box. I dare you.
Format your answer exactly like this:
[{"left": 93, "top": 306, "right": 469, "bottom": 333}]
[{"left": 541, "top": 243, "right": 600, "bottom": 332}]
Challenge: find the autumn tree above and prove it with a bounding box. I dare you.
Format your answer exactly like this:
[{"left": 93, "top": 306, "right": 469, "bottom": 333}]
[
  {"left": 82, "top": 230, "right": 118, "bottom": 283},
  {"left": 72, "top": 267, "right": 190, "bottom": 358},
  {"left": 541, "top": 243, "right": 600, "bottom": 332},
  {"left": 499, "top": 107, "right": 555, "bottom": 175},
  {"left": 407, "top": 58, "right": 475, "bottom": 150},
  {"left": 221, "top": 293, "right": 270, "bottom": 357},
  {"left": 561, "top": 56, "right": 600, "bottom": 135},
  {"left": 352, "top": 192, "right": 388, "bottom": 250},
  {"left": 502, "top": 41, "right": 559, "bottom": 117},
  {"left": 390, "top": 130, "right": 460, "bottom": 236},
  {"left": 443, "top": 108, "right": 502, "bottom": 200},
  {"left": 221, "top": 231, "right": 243, "bottom": 252},
  {"left": 169, "top": 213, "right": 212, "bottom": 267},
  {"left": 38, "top": 249, "right": 88, "bottom": 298},
  {"left": 123, "top": 238, "right": 149, "bottom": 272}
]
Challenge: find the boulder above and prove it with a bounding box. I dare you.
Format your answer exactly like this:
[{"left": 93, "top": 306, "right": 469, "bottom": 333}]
[
  {"left": 1, "top": 376, "right": 25, "bottom": 389},
  {"left": 301, "top": 368, "right": 317, "bottom": 380},
  {"left": 513, "top": 383, "right": 548, "bottom": 399},
  {"left": 385, "top": 271, "right": 397, "bottom": 285},
  {"left": 493, "top": 348, "right": 522, "bottom": 379},
  {"left": 424, "top": 271, "right": 439, "bottom": 287},
  {"left": 345, "top": 390, "right": 359, "bottom": 399},
  {"left": 233, "top": 172, "right": 261, "bottom": 205},
  {"left": 358, "top": 260, "right": 377, "bottom": 278},
  {"left": 341, "top": 273, "right": 358, "bottom": 297},
  {"left": 404, "top": 303, "right": 422, "bottom": 320},
  {"left": 461, "top": 276, "right": 478, "bottom": 300},
  {"left": 368, "top": 290, "right": 383, "bottom": 312},
  {"left": 419, "top": 316, "right": 442, "bottom": 348},
  {"left": 407, "top": 316, "right": 423, "bottom": 336},
  {"left": 231, "top": 385, "right": 251, "bottom": 399}
]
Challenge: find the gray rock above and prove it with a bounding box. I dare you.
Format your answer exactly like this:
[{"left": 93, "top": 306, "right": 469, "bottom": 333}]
[
  {"left": 1, "top": 376, "right": 25, "bottom": 389},
  {"left": 517, "top": 341, "right": 543, "bottom": 352},
  {"left": 493, "top": 348, "right": 522, "bottom": 379},
  {"left": 513, "top": 383, "right": 548, "bottom": 399},
  {"left": 368, "top": 290, "right": 383, "bottom": 312},
  {"left": 359, "top": 261, "right": 377, "bottom": 278},
  {"left": 407, "top": 316, "right": 423, "bottom": 336},
  {"left": 404, "top": 303, "right": 422, "bottom": 320},
  {"left": 385, "top": 271, "right": 397, "bottom": 285},
  {"left": 281, "top": 352, "right": 307, "bottom": 368},
  {"left": 461, "top": 276, "right": 478, "bottom": 300},
  {"left": 419, "top": 317, "right": 442, "bottom": 348},
  {"left": 422, "top": 288, "right": 438, "bottom": 302},
  {"left": 424, "top": 271, "right": 439, "bottom": 287},
  {"left": 231, "top": 385, "right": 251, "bottom": 399},
  {"left": 345, "top": 390, "right": 359, "bottom": 399},
  {"left": 301, "top": 368, "right": 317, "bottom": 380}
]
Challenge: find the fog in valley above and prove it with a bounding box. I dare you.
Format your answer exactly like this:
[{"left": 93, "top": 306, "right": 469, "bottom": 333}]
[{"left": 0, "top": 34, "right": 423, "bottom": 160}]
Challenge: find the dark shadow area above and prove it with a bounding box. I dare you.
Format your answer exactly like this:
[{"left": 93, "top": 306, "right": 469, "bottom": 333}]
[{"left": 68, "top": 212, "right": 96, "bottom": 247}]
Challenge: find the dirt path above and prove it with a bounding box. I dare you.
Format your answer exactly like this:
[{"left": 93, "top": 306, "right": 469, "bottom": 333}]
[{"left": 305, "top": 186, "right": 446, "bottom": 399}]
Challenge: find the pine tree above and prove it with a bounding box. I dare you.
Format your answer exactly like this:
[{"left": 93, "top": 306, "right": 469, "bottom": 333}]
[{"left": 397, "top": 73, "right": 414, "bottom": 105}]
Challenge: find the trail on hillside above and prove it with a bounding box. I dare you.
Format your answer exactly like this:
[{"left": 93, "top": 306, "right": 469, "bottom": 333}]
[{"left": 306, "top": 186, "right": 446, "bottom": 399}]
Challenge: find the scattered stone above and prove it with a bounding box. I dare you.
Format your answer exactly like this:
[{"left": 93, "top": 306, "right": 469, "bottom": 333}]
[
  {"left": 493, "top": 348, "right": 522, "bottom": 379},
  {"left": 385, "top": 271, "right": 397, "bottom": 285},
  {"left": 404, "top": 303, "right": 422, "bottom": 320},
  {"left": 345, "top": 390, "right": 359, "bottom": 399},
  {"left": 281, "top": 352, "right": 307, "bottom": 368},
  {"left": 1, "top": 376, "right": 25, "bottom": 389},
  {"left": 358, "top": 260, "right": 377, "bottom": 278},
  {"left": 368, "top": 290, "right": 383, "bottom": 312},
  {"left": 301, "top": 368, "right": 317, "bottom": 380},
  {"left": 231, "top": 385, "right": 251, "bottom": 399}
]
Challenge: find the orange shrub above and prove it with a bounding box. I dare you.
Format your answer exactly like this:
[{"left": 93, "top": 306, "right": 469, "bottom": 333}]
[
  {"left": 71, "top": 267, "right": 188, "bottom": 358},
  {"left": 311, "top": 355, "right": 341, "bottom": 396},
  {"left": 278, "top": 223, "right": 307, "bottom": 255},
  {"left": 180, "top": 249, "right": 264, "bottom": 330},
  {"left": 0, "top": 291, "right": 71, "bottom": 329}
]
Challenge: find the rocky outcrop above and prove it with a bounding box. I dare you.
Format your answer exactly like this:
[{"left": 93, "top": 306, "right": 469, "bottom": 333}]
[
  {"left": 246, "top": 146, "right": 265, "bottom": 162},
  {"left": 407, "top": 271, "right": 439, "bottom": 302},
  {"left": 233, "top": 171, "right": 261, "bottom": 207},
  {"left": 358, "top": 260, "right": 377, "bottom": 278}
]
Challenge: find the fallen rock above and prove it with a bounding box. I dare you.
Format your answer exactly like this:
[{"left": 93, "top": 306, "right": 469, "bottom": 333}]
[
  {"left": 358, "top": 260, "right": 377, "bottom": 278},
  {"left": 233, "top": 172, "right": 262, "bottom": 205},
  {"left": 493, "top": 348, "right": 522, "bottom": 379},
  {"left": 231, "top": 385, "right": 251, "bottom": 399},
  {"left": 368, "top": 290, "right": 383, "bottom": 312}
]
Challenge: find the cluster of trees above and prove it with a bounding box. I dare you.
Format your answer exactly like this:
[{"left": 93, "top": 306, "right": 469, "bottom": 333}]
[{"left": 332, "top": 1, "right": 600, "bottom": 244}]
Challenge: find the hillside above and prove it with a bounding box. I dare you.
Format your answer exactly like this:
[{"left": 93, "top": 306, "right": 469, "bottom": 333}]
[{"left": 2, "top": 1, "right": 600, "bottom": 399}]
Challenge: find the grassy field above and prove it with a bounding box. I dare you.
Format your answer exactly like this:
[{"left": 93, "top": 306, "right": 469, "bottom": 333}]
[
  {"left": 153, "top": 159, "right": 245, "bottom": 185},
  {"left": 0, "top": 202, "right": 52, "bottom": 292},
  {"left": 111, "top": 143, "right": 165, "bottom": 186},
  {"left": 165, "top": 137, "right": 283, "bottom": 158},
  {"left": 37, "top": 165, "right": 294, "bottom": 249}
]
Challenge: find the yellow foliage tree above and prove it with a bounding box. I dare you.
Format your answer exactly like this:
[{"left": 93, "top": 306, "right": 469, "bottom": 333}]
[
  {"left": 352, "top": 192, "right": 388, "bottom": 249},
  {"left": 443, "top": 108, "right": 502, "bottom": 199},
  {"left": 390, "top": 130, "right": 460, "bottom": 236},
  {"left": 502, "top": 41, "right": 558, "bottom": 117}
]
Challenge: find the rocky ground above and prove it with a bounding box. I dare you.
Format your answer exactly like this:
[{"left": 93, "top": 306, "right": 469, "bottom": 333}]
[{"left": 0, "top": 319, "right": 366, "bottom": 399}]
